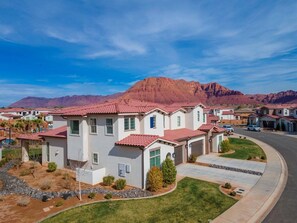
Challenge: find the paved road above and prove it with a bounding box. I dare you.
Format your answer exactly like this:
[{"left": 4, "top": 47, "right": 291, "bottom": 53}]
[{"left": 235, "top": 128, "right": 297, "bottom": 223}]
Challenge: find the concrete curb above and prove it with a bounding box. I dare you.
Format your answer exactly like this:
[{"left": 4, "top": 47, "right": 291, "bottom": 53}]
[{"left": 212, "top": 134, "right": 288, "bottom": 223}]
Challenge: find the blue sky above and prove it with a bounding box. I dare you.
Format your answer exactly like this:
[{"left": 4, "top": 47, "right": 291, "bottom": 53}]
[{"left": 1, "top": 0, "right": 297, "bottom": 106}]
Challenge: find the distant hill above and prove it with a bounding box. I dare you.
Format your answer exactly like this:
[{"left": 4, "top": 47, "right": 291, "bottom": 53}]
[
  {"left": 9, "top": 77, "right": 297, "bottom": 107},
  {"left": 9, "top": 93, "right": 122, "bottom": 108}
]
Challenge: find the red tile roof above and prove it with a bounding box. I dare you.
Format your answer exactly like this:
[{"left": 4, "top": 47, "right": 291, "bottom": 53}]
[
  {"left": 39, "top": 126, "right": 67, "bottom": 139},
  {"left": 17, "top": 133, "right": 42, "bottom": 141},
  {"left": 222, "top": 111, "right": 234, "bottom": 115},
  {"left": 280, "top": 116, "right": 297, "bottom": 122},
  {"left": 164, "top": 128, "right": 206, "bottom": 142},
  {"left": 1, "top": 114, "right": 21, "bottom": 118},
  {"left": 198, "top": 124, "right": 226, "bottom": 133},
  {"left": 115, "top": 134, "right": 177, "bottom": 148},
  {"left": 263, "top": 114, "right": 281, "bottom": 119}
]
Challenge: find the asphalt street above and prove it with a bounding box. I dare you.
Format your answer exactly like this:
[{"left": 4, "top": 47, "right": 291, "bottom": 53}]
[{"left": 235, "top": 128, "right": 297, "bottom": 223}]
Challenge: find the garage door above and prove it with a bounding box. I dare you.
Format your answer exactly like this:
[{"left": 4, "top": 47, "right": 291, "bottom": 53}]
[
  {"left": 191, "top": 140, "right": 204, "bottom": 157},
  {"left": 174, "top": 145, "right": 183, "bottom": 165}
]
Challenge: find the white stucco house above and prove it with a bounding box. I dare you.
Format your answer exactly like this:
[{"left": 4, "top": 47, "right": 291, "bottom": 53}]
[{"left": 18, "top": 100, "right": 225, "bottom": 189}]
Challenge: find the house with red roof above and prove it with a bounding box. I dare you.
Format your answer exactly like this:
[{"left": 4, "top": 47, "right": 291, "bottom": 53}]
[
  {"left": 208, "top": 106, "right": 236, "bottom": 121},
  {"left": 18, "top": 99, "right": 226, "bottom": 189}
]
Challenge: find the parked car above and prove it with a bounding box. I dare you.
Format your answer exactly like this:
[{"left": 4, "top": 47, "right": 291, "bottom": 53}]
[
  {"left": 247, "top": 125, "right": 261, "bottom": 132},
  {"left": 222, "top": 125, "right": 234, "bottom": 132}
]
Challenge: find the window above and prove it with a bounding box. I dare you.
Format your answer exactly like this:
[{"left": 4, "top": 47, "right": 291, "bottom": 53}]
[
  {"left": 105, "top": 118, "right": 113, "bottom": 135},
  {"left": 70, "top": 120, "right": 79, "bottom": 135},
  {"left": 295, "top": 110, "right": 297, "bottom": 115},
  {"left": 46, "top": 142, "right": 50, "bottom": 162},
  {"left": 150, "top": 115, "right": 156, "bottom": 128},
  {"left": 124, "top": 116, "right": 136, "bottom": 131},
  {"left": 203, "top": 114, "right": 206, "bottom": 123},
  {"left": 92, "top": 153, "right": 99, "bottom": 164},
  {"left": 150, "top": 149, "right": 160, "bottom": 168},
  {"left": 177, "top": 116, "right": 181, "bottom": 127},
  {"left": 90, "top": 118, "right": 97, "bottom": 134},
  {"left": 197, "top": 111, "right": 200, "bottom": 121},
  {"left": 284, "top": 110, "right": 288, "bottom": 115}
]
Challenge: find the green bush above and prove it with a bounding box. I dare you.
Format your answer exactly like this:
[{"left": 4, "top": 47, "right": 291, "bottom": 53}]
[
  {"left": 104, "top": 193, "right": 112, "bottom": 199},
  {"left": 88, "top": 192, "right": 96, "bottom": 199},
  {"left": 47, "top": 162, "right": 57, "bottom": 172},
  {"left": 147, "top": 166, "right": 163, "bottom": 192},
  {"left": 115, "top": 179, "right": 126, "bottom": 190},
  {"left": 221, "top": 139, "right": 231, "bottom": 153},
  {"left": 224, "top": 182, "right": 232, "bottom": 189},
  {"left": 103, "top": 175, "right": 115, "bottom": 186},
  {"left": 0, "top": 158, "right": 8, "bottom": 167},
  {"left": 161, "top": 158, "right": 177, "bottom": 185},
  {"left": 20, "top": 169, "right": 31, "bottom": 176},
  {"left": 55, "top": 200, "right": 64, "bottom": 207},
  {"left": 188, "top": 154, "right": 197, "bottom": 163},
  {"left": 40, "top": 180, "right": 52, "bottom": 190}
]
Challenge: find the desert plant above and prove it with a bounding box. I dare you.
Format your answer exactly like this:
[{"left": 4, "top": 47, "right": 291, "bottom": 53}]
[
  {"left": 104, "top": 193, "right": 112, "bottom": 199},
  {"left": 61, "top": 178, "right": 72, "bottom": 189},
  {"left": 47, "top": 162, "right": 57, "bottom": 172},
  {"left": 88, "top": 192, "right": 96, "bottom": 199},
  {"left": 220, "top": 139, "right": 231, "bottom": 153},
  {"left": 188, "top": 154, "right": 197, "bottom": 163},
  {"left": 161, "top": 157, "right": 177, "bottom": 185},
  {"left": 20, "top": 169, "right": 31, "bottom": 176},
  {"left": 224, "top": 182, "right": 232, "bottom": 189},
  {"left": 147, "top": 166, "right": 163, "bottom": 192},
  {"left": 229, "top": 191, "right": 236, "bottom": 196},
  {"left": 103, "top": 175, "right": 115, "bottom": 186},
  {"left": 17, "top": 197, "right": 30, "bottom": 207},
  {"left": 62, "top": 172, "right": 70, "bottom": 180},
  {"left": 115, "top": 179, "right": 126, "bottom": 190},
  {"left": 55, "top": 200, "right": 64, "bottom": 207},
  {"left": 40, "top": 179, "right": 52, "bottom": 190},
  {"left": 0, "top": 158, "right": 7, "bottom": 167}
]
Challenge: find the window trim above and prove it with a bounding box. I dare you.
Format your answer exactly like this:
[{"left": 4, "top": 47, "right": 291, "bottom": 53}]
[
  {"left": 105, "top": 118, "right": 114, "bottom": 136},
  {"left": 70, "top": 120, "right": 80, "bottom": 135},
  {"left": 89, "top": 117, "right": 98, "bottom": 134},
  {"left": 92, "top": 152, "right": 99, "bottom": 165}
]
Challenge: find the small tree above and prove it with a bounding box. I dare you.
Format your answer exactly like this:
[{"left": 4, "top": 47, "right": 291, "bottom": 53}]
[
  {"left": 147, "top": 166, "right": 163, "bottom": 192},
  {"left": 220, "top": 139, "right": 231, "bottom": 153},
  {"left": 161, "top": 158, "right": 177, "bottom": 185}
]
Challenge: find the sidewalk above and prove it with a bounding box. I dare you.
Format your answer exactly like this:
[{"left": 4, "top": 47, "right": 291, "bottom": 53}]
[{"left": 212, "top": 134, "right": 288, "bottom": 223}]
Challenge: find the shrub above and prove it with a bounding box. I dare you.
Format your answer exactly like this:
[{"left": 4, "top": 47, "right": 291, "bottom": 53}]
[
  {"left": 20, "top": 169, "right": 31, "bottom": 176},
  {"left": 220, "top": 139, "right": 231, "bottom": 153},
  {"left": 40, "top": 180, "right": 52, "bottom": 190},
  {"left": 103, "top": 175, "right": 115, "bottom": 186},
  {"left": 62, "top": 173, "right": 70, "bottom": 180},
  {"left": 47, "top": 162, "right": 57, "bottom": 172},
  {"left": 55, "top": 200, "right": 64, "bottom": 207},
  {"left": 161, "top": 158, "right": 177, "bottom": 185},
  {"left": 0, "top": 158, "right": 7, "bottom": 167},
  {"left": 88, "top": 192, "right": 96, "bottom": 199},
  {"left": 61, "top": 178, "right": 72, "bottom": 189},
  {"left": 147, "top": 166, "right": 163, "bottom": 192},
  {"left": 224, "top": 182, "right": 232, "bottom": 189},
  {"left": 229, "top": 191, "right": 236, "bottom": 196},
  {"left": 188, "top": 154, "right": 197, "bottom": 163},
  {"left": 17, "top": 197, "right": 30, "bottom": 207},
  {"left": 247, "top": 155, "right": 252, "bottom": 160},
  {"left": 115, "top": 179, "right": 126, "bottom": 190},
  {"left": 104, "top": 193, "right": 112, "bottom": 199}
]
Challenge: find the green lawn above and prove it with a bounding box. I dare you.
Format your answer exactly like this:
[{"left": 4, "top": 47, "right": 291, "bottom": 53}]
[
  {"left": 220, "top": 138, "right": 266, "bottom": 160},
  {"left": 43, "top": 178, "right": 236, "bottom": 223}
]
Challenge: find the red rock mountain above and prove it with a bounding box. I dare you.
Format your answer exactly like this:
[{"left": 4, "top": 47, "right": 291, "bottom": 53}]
[{"left": 8, "top": 77, "right": 297, "bottom": 107}]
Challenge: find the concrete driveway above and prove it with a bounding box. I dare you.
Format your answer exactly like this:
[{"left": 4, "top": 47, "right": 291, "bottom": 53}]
[{"left": 177, "top": 163, "right": 261, "bottom": 190}]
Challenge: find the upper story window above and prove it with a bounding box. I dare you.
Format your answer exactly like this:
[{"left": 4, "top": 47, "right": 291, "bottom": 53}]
[
  {"left": 124, "top": 116, "right": 136, "bottom": 131},
  {"left": 150, "top": 115, "right": 156, "bottom": 128},
  {"left": 70, "top": 120, "right": 79, "bottom": 135},
  {"left": 203, "top": 114, "right": 206, "bottom": 123},
  {"left": 177, "top": 116, "right": 181, "bottom": 127},
  {"left": 105, "top": 118, "right": 113, "bottom": 135},
  {"left": 284, "top": 110, "right": 288, "bottom": 115},
  {"left": 89, "top": 118, "right": 97, "bottom": 134},
  {"left": 197, "top": 111, "right": 200, "bottom": 122},
  {"left": 278, "top": 110, "right": 282, "bottom": 114}
]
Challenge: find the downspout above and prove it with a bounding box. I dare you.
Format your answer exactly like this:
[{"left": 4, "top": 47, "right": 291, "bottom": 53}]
[{"left": 141, "top": 147, "right": 145, "bottom": 190}]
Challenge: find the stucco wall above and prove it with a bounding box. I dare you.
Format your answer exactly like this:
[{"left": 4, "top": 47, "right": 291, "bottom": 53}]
[
  {"left": 52, "top": 115, "right": 67, "bottom": 128},
  {"left": 143, "top": 111, "right": 165, "bottom": 136},
  {"left": 169, "top": 111, "right": 186, "bottom": 129},
  {"left": 117, "top": 115, "right": 141, "bottom": 140},
  {"left": 42, "top": 137, "right": 67, "bottom": 168}
]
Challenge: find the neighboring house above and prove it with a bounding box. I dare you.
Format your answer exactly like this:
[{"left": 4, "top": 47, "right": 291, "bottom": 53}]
[
  {"left": 248, "top": 104, "right": 297, "bottom": 132},
  {"left": 18, "top": 100, "right": 226, "bottom": 189},
  {"left": 209, "top": 107, "right": 235, "bottom": 121}
]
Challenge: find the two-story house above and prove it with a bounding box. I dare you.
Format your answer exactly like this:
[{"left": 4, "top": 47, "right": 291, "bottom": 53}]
[{"left": 19, "top": 100, "right": 225, "bottom": 189}]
